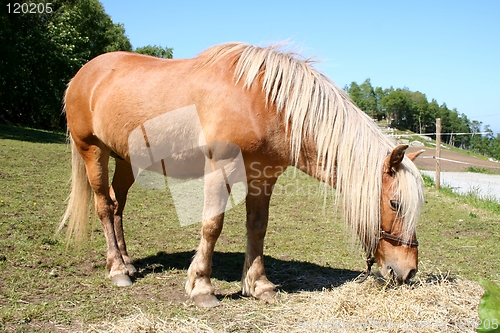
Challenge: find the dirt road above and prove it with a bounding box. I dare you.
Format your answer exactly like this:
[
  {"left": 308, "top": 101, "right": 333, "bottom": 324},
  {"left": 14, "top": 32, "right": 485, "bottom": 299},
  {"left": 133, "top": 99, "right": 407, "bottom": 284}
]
[
  {"left": 406, "top": 147, "right": 500, "bottom": 201},
  {"left": 407, "top": 147, "right": 500, "bottom": 172}
]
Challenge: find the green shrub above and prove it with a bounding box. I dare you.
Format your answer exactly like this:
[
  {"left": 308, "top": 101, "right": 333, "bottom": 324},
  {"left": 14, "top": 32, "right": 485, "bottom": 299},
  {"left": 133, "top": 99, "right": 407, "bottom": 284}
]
[{"left": 478, "top": 279, "right": 500, "bottom": 333}]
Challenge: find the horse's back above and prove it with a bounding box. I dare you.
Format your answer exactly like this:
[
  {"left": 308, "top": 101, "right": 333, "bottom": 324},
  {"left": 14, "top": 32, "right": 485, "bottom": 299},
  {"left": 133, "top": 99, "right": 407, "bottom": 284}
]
[
  {"left": 65, "top": 52, "right": 198, "bottom": 148},
  {"left": 65, "top": 50, "right": 288, "bottom": 171},
  {"left": 67, "top": 51, "right": 190, "bottom": 108}
]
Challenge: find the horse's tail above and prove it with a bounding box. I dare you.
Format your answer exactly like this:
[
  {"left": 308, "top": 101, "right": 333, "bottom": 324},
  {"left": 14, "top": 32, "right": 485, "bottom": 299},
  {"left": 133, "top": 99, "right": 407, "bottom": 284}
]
[{"left": 58, "top": 136, "right": 93, "bottom": 244}]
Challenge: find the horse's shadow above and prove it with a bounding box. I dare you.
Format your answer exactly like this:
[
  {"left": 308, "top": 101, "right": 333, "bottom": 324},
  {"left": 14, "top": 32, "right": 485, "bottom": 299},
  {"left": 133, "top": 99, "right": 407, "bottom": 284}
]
[
  {"left": 0, "top": 124, "right": 66, "bottom": 143},
  {"left": 134, "top": 251, "right": 361, "bottom": 294}
]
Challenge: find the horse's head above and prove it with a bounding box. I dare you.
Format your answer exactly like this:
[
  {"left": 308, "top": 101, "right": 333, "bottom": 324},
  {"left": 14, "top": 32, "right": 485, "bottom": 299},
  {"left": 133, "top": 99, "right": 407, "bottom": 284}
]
[{"left": 374, "top": 145, "right": 424, "bottom": 283}]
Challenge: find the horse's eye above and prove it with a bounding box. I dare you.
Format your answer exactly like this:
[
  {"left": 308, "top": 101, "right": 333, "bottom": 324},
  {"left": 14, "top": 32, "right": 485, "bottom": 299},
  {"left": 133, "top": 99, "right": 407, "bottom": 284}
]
[{"left": 390, "top": 200, "right": 400, "bottom": 211}]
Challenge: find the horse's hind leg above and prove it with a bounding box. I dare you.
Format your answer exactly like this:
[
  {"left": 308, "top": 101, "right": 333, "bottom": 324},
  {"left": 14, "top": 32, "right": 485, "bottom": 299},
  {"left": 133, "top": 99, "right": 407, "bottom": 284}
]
[
  {"left": 242, "top": 178, "right": 277, "bottom": 301},
  {"left": 78, "top": 141, "right": 132, "bottom": 286},
  {"left": 109, "top": 158, "right": 136, "bottom": 275}
]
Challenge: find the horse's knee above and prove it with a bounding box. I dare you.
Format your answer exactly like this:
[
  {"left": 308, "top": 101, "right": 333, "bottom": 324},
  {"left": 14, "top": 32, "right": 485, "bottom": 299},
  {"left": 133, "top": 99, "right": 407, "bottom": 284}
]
[{"left": 201, "top": 223, "right": 222, "bottom": 243}]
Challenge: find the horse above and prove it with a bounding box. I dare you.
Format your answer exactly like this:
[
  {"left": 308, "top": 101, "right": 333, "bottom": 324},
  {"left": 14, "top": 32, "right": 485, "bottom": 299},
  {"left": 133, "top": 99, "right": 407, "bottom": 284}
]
[{"left": 60, "top": 42, "right": 424, "bottom": 308}]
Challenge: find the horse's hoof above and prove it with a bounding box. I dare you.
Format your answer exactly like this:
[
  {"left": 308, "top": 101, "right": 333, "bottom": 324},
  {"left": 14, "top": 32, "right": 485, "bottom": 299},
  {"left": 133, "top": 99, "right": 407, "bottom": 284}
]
[
  {"left": 192, "top": 294, "right": 220, "bottom": 308},
  {"left": 257, "top": 290, "right": 279, "bottom": 303},
  {"left": 111, "top": 274, "right": 133, "bottom": 287}
]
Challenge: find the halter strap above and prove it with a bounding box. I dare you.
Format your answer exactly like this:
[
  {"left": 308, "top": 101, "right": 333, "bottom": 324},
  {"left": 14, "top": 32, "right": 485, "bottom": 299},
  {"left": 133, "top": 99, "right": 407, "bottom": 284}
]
[
  {"left": 356, "top": 256, "right": 376, "bottom": 283},
  {"left": 379, "top": 230, "right": 419, "bottom": 248}
]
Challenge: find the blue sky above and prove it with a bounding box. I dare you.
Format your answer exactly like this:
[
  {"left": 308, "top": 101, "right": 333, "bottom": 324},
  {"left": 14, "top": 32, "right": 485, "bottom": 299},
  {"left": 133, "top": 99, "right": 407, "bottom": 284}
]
[{"left": 100, "top": 0, "right": 500, "bottom": 133}]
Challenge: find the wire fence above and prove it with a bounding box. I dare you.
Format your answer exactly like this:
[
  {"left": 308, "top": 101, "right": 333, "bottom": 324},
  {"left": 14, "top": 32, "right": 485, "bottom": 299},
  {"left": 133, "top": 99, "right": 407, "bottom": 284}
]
[
  {"left": 384, "top": 130, "right": 500, "bottom": 169},
  {"left": 421, "top": 156, "right": 500, "bottom": 169},
  {"left": 386, "top": 131, "right": 499, "bottom": 137}
]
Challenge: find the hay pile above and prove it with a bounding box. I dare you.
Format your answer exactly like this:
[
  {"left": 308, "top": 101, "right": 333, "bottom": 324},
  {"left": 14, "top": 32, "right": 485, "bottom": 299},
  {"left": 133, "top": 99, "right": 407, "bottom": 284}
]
[{"left": 88, "top": 275, "right": 482, "bottom": 333}]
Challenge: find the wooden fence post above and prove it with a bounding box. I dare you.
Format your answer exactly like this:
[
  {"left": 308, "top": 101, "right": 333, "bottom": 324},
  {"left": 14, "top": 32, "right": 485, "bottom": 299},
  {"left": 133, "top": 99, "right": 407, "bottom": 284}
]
[{"left": 436, "top": 118, "right": 441, "bottom": 189}]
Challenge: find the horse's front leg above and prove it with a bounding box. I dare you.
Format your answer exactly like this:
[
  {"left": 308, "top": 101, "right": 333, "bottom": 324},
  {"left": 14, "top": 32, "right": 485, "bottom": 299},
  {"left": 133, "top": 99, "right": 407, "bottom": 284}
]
[
  {"left": 241, "top": 178, "right": 277, "bottom": 301},
  {"left": 185, "top": 172, "right": 228, "bottom": 308}
]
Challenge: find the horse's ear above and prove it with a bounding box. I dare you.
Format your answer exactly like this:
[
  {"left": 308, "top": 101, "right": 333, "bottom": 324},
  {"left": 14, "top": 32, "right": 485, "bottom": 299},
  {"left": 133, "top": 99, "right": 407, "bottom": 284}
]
[
  {"left": 406, "top": 149, "right": 425, "bottom": 161},
  {"left": 383, "top": 144, "right": 409, "bottom": 175}
]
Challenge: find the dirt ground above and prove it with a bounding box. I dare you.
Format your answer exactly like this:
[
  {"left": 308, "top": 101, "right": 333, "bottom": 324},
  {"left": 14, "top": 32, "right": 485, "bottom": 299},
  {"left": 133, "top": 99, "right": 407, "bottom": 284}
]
[{"left": 407, "top": 146, "right": 500, "bottom": 172}]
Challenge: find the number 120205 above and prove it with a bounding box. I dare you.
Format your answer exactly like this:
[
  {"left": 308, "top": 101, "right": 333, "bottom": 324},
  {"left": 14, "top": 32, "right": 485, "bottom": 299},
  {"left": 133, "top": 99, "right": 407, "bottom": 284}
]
[{"left": 6, "top": 3, "right": 53, "bottom": 14}]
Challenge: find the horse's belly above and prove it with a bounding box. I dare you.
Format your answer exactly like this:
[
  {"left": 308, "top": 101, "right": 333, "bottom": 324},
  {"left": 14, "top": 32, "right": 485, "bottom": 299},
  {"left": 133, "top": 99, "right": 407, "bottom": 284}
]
[{"left": 139, "top": 149, "right": 208, "bottom": 179}]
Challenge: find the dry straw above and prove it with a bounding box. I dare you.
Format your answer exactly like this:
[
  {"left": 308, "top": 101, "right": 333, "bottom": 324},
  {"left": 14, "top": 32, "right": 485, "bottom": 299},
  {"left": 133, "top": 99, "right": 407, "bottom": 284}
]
[{"left": 87, "top": 274, "right": 482, "bottom": 333}]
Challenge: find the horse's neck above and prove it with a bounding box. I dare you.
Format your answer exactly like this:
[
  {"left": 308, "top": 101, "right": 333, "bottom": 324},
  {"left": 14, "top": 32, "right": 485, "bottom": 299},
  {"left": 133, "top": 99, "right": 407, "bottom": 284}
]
[{"left": 294, "top": 138, "right": 336, "bottom": 187}]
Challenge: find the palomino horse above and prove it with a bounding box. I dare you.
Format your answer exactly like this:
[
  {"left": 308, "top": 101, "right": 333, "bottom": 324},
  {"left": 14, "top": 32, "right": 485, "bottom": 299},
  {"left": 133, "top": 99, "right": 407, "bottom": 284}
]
[{"left": 60, "top": 42, "right": 424, "bottom": 308}]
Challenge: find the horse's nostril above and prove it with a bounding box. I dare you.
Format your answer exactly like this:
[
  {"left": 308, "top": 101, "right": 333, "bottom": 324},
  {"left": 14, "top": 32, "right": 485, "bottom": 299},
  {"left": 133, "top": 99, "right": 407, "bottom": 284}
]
[
  {"left": 406, "top": 268, "right": 417, "bottom": 281},
  {"left": 387, "top": 266, "right": 417, "bottom": 284}
]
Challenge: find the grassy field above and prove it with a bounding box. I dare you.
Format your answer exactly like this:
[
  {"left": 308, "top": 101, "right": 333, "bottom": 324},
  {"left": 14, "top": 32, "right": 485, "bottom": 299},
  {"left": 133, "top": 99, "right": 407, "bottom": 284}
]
[{"left": 0, "top": 124, "right": 499, "bottom": 332}]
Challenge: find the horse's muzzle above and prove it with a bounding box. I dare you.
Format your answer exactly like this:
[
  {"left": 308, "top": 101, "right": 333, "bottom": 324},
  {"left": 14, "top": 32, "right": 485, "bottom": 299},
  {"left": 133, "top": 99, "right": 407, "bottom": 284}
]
[{"left": 387, "top": 265, "right": 418, "bottom": 284}]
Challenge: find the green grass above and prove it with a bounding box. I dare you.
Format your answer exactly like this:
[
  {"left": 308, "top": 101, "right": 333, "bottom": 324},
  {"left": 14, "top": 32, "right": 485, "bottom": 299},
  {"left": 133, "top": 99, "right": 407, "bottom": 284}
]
[
  {"left": 422, "top": 174, "right": 500, "bottom": 214},
  {"left": 465, "top": 166, "right": 500, "bottom": 175},
  {"left": 0, "top": 125, "right": 499, "bottom": 331}
]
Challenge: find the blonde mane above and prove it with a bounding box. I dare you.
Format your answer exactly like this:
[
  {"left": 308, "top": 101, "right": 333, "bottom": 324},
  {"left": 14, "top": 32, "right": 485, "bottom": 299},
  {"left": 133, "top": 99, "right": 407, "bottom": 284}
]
[{"left": 199, "top": 42, "right": 424, "bottom": 253}]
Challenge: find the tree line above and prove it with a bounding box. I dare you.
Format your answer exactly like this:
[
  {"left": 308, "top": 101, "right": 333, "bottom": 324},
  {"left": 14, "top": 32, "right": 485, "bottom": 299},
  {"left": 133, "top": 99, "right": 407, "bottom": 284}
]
[
  {"left": 345, "top": 79, "right": 500, "bottom": 160},
  {"left": 0, "top": 0, "right": 172, "bottom": 130}
]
